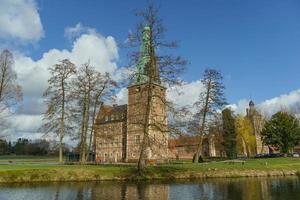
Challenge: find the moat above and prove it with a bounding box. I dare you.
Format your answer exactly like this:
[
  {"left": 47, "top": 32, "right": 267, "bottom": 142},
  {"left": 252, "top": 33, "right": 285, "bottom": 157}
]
[{"left": 1, "top": 176, "right": 300, "bottom": 200}]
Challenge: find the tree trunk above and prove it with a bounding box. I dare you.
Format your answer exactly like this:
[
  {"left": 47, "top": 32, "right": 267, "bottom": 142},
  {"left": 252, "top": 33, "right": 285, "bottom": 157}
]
[
  {"left": 193, "top": 134, "right": 204, "bottom": 163},
  {"left": 80, "top": 92, "right": 87, "bottom": 163},
  {"left": 59, "top": 80, "right": 65, "bottom": 163},
  {"left": 137, "top": 30, "right": 156, "bottom": 172},
  {"left": 0, "top": 67, "right": 7, "bottom": 100},
  {"left": 137, "top": 82, "right": 153, "bottom": 172},
  {"left": 87, "top": 100, "right": 102, "bottom": 160},
  {"left": 59, "top": 133, "right": 63, "bottom": 163},
  {"left": 241, "top": 137, "right": 248, "bottom": 157},
  {"left": 193, "top": 80, "right": 211, "bottom": 163},
  {"left": 0, "top": 57, "right": 8, "bottom": 101},
  {"left": 82, "top": 91, "right": 91, "bottom": 163}
]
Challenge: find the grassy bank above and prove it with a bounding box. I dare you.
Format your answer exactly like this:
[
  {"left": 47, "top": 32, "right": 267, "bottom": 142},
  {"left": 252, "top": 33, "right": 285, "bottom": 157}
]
[{"left": 0, "top": 157, "right": 300, "bottom": 183}]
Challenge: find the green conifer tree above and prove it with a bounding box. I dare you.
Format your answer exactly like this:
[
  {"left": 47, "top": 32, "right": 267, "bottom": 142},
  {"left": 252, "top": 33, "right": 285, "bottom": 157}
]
[{"left": 222, "top": 108, "right": 237, "bottom": 159}]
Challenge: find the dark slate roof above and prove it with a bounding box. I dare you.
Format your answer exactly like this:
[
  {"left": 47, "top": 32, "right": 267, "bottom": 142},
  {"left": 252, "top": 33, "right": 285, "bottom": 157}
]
[
  {"left": 249, "top": 100, "right": 255, "bottom": 107},
  {"left": 96, "top": 104, "right": 127, "bottom": 124}
]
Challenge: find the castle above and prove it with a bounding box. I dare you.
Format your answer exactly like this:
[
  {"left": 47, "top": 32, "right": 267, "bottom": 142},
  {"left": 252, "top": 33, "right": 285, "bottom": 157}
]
[
  {"left": 93, "top": 27, "right": 269, "bottom": 163},
  {"left": 94, "top": 26, "right": 168, "bottom": 163},
  {"left": 169, "top": 100, "right": 269, "bottom": 159}
]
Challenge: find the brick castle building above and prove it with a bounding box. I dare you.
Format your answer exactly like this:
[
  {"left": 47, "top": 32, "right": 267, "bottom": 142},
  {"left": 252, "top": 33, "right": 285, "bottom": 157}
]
[
  {"left": 93, "top": 27, "right": 271, "bottom": 163},
  {"left": 94, "top": 26, "right": 168, "bottom": 163}
]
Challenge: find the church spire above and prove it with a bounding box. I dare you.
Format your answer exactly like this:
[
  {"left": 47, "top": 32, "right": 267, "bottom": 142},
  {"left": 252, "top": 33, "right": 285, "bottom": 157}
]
[{"left": 134, "top": 26, "right": 160, "bottom": 85}]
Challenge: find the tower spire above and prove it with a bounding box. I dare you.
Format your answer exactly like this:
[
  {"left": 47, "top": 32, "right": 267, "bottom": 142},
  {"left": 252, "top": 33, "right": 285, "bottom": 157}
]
[{"left": 134, "top": 26, "right": 160, "bottom": 85}]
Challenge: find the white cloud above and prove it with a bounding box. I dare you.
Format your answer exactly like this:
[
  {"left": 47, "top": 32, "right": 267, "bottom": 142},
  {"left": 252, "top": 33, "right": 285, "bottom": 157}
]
[
  {"left": 0, "top": 0, "right": 44, "bottom": 42},
  {"left": 258, "top": 89, "right": 300, "bottom": 116},
  {"left": 4, "top": 26, "right": 119, "bottom": 141},
  {"left": 115, "top": 88, "right": 128, "bottom": 105},
  {"left": 116, "top": 79, "right": 300, "bottom": 120},
  {"left": 115, "top": 79, "right": 300, "bottom": 122},
  {"left": 229, "top": 89, "right": 300, "bottom": 117},
  {"left": 64, "top": 23, "right": 96, "bottom": 40},
  {"left": 227, "top": 99, "right": 250, "bottom": 115},
  {"left": 10, "top": 114, "right": 42, "bottom": 133},
  {"left": 115, "top": 80, "right": 205, "bottom": 108},
  {"left": 14, "top": 31, "right": 118, "bottom": 99},
  {"left": 167, "top": 80, "right": 204, "bottom": 108},
  {"left": 3, "top": 114, "right": 43, "bottom": 141}
]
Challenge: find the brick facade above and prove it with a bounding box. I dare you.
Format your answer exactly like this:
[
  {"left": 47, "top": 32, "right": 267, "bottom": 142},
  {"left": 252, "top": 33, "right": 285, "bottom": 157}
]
[
  {"left": 94, "top": 105, "right": 127, "bottom": 163},
  {"left": 94, "top": 26, "right": 168, "bottom": 163},
  {"left": 94, "top": 83, "right": 168, "bottom": 163},
  {"left": 127, "top": 83, "right": 168, "bottom": 162}
]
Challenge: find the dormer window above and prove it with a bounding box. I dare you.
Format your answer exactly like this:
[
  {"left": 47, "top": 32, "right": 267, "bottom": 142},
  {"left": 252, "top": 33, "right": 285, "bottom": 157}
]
[{"left": 111, "top": 114, "right": 114, "bottom": 120}]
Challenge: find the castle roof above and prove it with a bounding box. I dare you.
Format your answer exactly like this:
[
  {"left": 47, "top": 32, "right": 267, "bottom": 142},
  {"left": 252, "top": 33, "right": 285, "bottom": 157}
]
[{"left": 96, "top": 104, "right": 127, "bottom": 124}]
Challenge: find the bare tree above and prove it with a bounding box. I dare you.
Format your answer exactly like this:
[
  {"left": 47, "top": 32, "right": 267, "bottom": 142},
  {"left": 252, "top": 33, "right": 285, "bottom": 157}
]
[
  {"left": 192, "top": 68, "right": 226, "bottom": 163},
  {"left": 72, "top": 63, "right": 117, "bottom": 163},
  {"left": 41, "top": 59, "right": 76, "bottom": 163},
  {"left": 126, "top": 3, "right": 187, "bottom": 171},
  {"left": 72, "top": 62, "right": 95, "bottom": 163},
  {"left": 0, "top": 50, "right": 22, "bottom": 132},
  {"left": 87, "top": 72, "right": 117, "bottom": 158}
]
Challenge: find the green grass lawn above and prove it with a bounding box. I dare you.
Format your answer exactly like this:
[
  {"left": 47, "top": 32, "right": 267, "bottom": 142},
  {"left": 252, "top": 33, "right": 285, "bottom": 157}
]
[{"left": 0, "top": 157, "right": 299, "bottom": 183}]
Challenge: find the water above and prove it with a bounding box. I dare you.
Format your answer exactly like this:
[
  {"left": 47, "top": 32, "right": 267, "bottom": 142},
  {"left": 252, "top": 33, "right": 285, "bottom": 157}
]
[{"left": 0, "top": 177, "right": 300, "bottom": 200}]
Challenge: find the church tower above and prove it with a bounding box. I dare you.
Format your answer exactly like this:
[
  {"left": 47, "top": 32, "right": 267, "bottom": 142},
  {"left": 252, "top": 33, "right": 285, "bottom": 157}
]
[{"left": 126, "top": 26, "right": 168, "bottom": 162}]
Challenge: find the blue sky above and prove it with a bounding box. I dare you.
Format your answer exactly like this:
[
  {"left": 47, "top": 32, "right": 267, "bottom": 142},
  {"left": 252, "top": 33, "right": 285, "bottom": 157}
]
[
  {"left": 28, "top": 0, "right": 300, "bottom": 103},
  {"left": 1, "top": 0, "right": 300, "bottom": 140}
]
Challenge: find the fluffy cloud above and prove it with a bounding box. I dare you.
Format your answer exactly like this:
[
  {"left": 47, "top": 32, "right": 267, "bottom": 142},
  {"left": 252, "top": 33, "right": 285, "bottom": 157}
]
[
  {"left": 116, "top": 80, "right": 300, "bottom": 120},
  {"left": 1, "top": 111, "right": 43, "bottom": 141},
  {"left": 258, "top": 89, "right": 300, "bottom": 116},
  {"left": 115, "top": 88, "right": 128, "bottom": 105},
  {"left": 227, "top": 99, "right": 250, "bottom": 115},
  {"left": 5, "top": 27, "right": 119, "bottom": 141},
  {"left": 229, "top": 89, "right": 300, "bottom": 117},
  {"left": 0, "top": 0, "right": 44, "bottom": 42},
  {"left": 115, "top": 80, "right": 204, "bottom": 108},
  {"left": 167, "top": 80, "right": 204, "bottom": 108},
  {"left": 64, "top": 23, "right": 96, "bottom": 40},
  {"left": 9, "top": 114, "right": 42, "bottom": 134},
  {"left": 14, "top": 31, "right": 118, "bottom": 99}
]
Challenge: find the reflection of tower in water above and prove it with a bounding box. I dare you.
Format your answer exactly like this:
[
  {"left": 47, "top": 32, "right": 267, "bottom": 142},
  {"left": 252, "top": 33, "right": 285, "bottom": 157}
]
[{"left": 91, "top": 182, "right": 169, "bottom": 200}]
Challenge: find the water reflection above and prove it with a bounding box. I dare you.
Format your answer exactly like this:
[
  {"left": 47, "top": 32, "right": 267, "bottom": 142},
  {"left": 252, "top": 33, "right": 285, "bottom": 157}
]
[{"left": 0, "top": 177, "right": 299, "bottom": 200}]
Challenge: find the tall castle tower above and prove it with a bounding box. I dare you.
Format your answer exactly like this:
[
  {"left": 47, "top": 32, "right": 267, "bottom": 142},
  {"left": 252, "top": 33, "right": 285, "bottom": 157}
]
[
  {"left": 246, "top": 100, "right": 269, "bottom": 154},
  {"left": 126, "top": 26, "right": 168, "bottom": 162}
]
